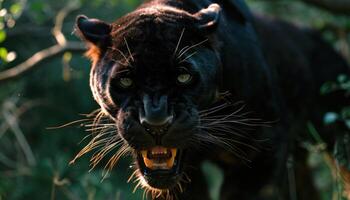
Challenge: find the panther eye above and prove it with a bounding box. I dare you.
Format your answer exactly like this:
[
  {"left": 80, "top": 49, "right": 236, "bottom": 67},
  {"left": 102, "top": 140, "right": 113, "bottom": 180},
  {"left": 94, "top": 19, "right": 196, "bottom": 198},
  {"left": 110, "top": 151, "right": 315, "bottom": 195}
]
[
  {"left": 119, "top": 77, "right": 133, "bottom": 88},
  {"left": 177, "top": 73, "right": 192, "bottom": 84}
]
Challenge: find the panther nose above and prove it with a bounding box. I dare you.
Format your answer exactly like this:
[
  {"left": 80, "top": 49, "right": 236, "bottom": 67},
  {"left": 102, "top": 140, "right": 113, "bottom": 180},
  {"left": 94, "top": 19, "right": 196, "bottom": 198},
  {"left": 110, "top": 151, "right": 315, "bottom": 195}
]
[
  {"left": 139, "top": 94, "right": 174, "bottom": 135},
  {"left": 140, "top": 116, "right": 173, "bottom": 135},
  {"left": 140, "top": 115, "right": 173, "bottom": 127},
  {"left": 139, "top": 108, "right": 174, "bottom": 135}
]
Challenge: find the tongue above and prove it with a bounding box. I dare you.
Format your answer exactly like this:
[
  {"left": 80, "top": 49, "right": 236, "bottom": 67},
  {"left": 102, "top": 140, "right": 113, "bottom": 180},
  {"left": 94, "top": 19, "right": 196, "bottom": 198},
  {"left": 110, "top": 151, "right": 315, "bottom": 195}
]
[{"left": 141, "top": 147, "right": 177, "bottom": 170}]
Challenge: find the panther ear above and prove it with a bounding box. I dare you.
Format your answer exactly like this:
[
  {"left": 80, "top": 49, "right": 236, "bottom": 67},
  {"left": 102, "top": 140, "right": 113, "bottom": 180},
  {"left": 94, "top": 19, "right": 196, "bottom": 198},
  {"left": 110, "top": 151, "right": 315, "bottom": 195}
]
[
  {"left": 193, "top": 4, "right": 221, "bottom": 31},
  {"left": 75, "top": 15, "right": 111, "bottom": 47}
]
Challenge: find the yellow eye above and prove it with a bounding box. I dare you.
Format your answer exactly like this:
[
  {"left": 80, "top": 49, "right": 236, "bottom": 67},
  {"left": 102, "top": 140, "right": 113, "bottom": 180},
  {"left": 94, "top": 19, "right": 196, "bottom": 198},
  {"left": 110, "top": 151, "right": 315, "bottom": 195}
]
[
  {"left": 119, "top": 77, "right": 133, "bottom": 88},
  {"left": 177, "top": 73, "right": 192, "bottom": 84}
]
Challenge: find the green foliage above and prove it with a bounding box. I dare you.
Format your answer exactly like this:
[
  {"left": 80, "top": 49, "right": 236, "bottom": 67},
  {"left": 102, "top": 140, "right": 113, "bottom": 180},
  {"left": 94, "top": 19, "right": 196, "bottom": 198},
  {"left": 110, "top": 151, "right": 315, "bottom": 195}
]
[
  {"left": 247, "top": 0, "right": 350, "bottom": 63},
  {"left": 0, "top": 0, "right": 23, "bottom": 65},
  {"left": 0, "top": 31, "right": 6, "bottom": 43},
  {"left": 0, "top": 0, "right": 143, "bottom": 199},
  {"left": 321, "top": 74, "right": 350, "bottom": 95},
  {"left": 0, "top": 47, "right": 7, "bottom": 61},
  {"left": 321, "top": 74, "right": 350, "bottom": 129},
  {"left": 201, "top": 161, "right": 223, "bottom": 200},
  {"left": 9, "top": 3, "right": 22, "bottom": 16}
]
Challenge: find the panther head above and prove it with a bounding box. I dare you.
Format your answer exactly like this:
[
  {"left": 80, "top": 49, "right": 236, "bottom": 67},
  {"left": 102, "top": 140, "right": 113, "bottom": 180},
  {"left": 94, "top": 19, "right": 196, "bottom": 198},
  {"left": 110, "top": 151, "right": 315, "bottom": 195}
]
[{"left": 74, "top": 2, "right": 252, "bottom": 195}]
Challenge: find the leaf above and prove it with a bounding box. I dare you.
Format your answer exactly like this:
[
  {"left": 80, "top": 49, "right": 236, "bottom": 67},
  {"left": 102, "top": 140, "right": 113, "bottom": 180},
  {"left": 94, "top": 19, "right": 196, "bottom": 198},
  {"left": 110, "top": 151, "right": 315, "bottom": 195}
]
[
  {"left": 201, "top": 161, "right": 223, "bottom": 200},
  {"left": 346, "top": 120, "right": 350, "bottom": 129},
  {"left": 10, "top": 3, "right": 22, "bottom": 16},
  {"left": 0, "top": 47, "right": 8, "bottom": 61},
  {"left": 337, "top": 74, "right": 348, "bottom": 83},
  {"left": 320, "top": 81, "right": 337, "bottom": 95},
  {"left": 341, "top": 107, "right": 350, "bottom": 119},
  {"left": 340, "top": 81, "right": 350, "bottom": 91},
  {"left": 323, "top": 112, "right": 339, "bottom": 125},
  {"left": 30, "top": 2, "right": 44, "bottom": 13},
  {"left": 63, "top": 52, "right": 72, "bottom": 62},
  {"left": 0, "top": 30, "right": 6, "bottom": 43}
]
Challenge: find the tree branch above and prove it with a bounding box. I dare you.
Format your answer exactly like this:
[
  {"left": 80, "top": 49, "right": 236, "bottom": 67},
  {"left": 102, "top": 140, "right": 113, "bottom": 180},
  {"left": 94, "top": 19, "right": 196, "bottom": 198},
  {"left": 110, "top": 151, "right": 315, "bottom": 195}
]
[
  {"left": 301, "top": 0, "right": 350, "bottom": 15},
  {"left": 2, "top": 101, "right": 37, "bottom": 166},
  {"left": 52, "top": 1, "right": 81, "bottom": 46},
  {"left": 0, "top": 0, "right": 86, "bottom": 84},
  {"left": 0, "top": 42, "right": 86, "bottom": 83}
]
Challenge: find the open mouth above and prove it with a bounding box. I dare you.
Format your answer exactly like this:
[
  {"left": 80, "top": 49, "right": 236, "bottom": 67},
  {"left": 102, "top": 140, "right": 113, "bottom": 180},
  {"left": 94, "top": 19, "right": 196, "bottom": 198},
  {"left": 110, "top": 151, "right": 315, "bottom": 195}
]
[
  {"left": 141, "top": 147, "right": 177, "bottom": 170},
  {"left": 137, "top": 146, "right": 182, "bottom": 189}
]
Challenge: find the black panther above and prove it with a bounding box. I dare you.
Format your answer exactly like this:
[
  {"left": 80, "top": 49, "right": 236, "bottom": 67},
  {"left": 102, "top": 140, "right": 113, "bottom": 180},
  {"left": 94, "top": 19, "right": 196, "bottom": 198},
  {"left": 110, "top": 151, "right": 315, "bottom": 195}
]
[{"left": 73, "top": 0, "right": 350, "bottom": 199}]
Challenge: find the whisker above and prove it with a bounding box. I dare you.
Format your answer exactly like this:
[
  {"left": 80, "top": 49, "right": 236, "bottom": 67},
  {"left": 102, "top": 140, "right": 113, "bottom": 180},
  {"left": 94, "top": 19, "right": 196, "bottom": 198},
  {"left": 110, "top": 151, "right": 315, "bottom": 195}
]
[
  {"left": 182, "top": 172, "right": 192, "bottom": 183},
  {"left": 84, "top": 124, "right": 114, "bottom": 129},
  {"left": 133, "top": 181, "right": 142, "bottom": 193},
  {"left": 111, "top": 58, "right": 130, "bottom": 68},
  {"left": 108, "top": 47, "right": 132, "bottom": 66},
  {"left": 78, "top": 109, "right": 102, "bottom": 117},
  {"left": 173, "top": 28, "right": 185, "bottom": 57},
  {"left": 70, "top": 128, "right": 121, "bottom": 165},
  {"left": 177, "top": 182, "right": 183, "bottom": 193},
  {"left": 177, "top": 39, "right": 208, "bottom": 60},
  {"left": 199, "top": 100, "right": 244, "bottom": 114},
  {"left": 82, "top": 118, "right": 111, "bottom": 124},
  {"left": 196, "top": 131, "right": 252, "bottom": 163},
  {"left": 78, "top": 129, "right": 116, "bottom": 145},
  {"left": 199, "top": 103, "right": 231, "bottom": 116},
  {"left": 207, "top": 119, "right": 270, "bottom": 127},
  {"left": 198, "top": 126, "right": 250, "bottom": 140},
  {"left": 106, "top": 144, "right": 130, "bottom": 169},
  {"left": 84, "top": 127, "right": 113, "bottom": 133},
  {"left": 124, "top": 37, "right": 134, "bottom": 62},
  {"left": 177, "top": 45, "right": 189, "bottom": 57},
  {"left": 46, "top": 118, "right": 92, "bottom": 129},
  {"left": 47, "top": 115, "right": 105, "bottom": 136},
  {"left": 84, "top": 123, "right": 115, "bottom": 127},
  {"left": 128, "top": 169, "right": 139, "bottom": 183},
  {"left": 89, "top": 110, "right": 107, "bottom": 135},
  {"left": 90, "top": 140, "right": 123, "bottom": 170},
  {"left": 86, "top": 130, "right": 117, "bottom": 141},
  {"left": 200, "top": 103, "right": 246, "bottom": 120},
  {"left": 213, "top": 134, "right": 260, "bottom": 151},
  {"left": 179, "top": 51, "right": 197, "bottom": 63},
  {"left": 102, "top": 144, "right": 130, "bottom": 179},
  {"left": 200, "top": 112, "right": 252, "bottom": 120}
]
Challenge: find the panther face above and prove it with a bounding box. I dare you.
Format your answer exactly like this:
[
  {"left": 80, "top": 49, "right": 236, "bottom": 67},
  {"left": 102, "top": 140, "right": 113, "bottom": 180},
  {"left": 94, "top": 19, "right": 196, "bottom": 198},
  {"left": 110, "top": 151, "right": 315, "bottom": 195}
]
[{"left": 75, "top": 4, "right": 223, "bottom": 191}]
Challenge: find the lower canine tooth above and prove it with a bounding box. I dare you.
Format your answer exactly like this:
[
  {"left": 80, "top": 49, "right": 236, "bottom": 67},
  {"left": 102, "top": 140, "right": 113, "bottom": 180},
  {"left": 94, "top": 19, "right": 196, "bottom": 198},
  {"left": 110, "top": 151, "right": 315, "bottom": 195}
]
[
  {"left": 141, "top": 150, "right": 154, "bottom": 169},
  {"left": 166, "top": 148, "right": 177, "bottom": 168}
]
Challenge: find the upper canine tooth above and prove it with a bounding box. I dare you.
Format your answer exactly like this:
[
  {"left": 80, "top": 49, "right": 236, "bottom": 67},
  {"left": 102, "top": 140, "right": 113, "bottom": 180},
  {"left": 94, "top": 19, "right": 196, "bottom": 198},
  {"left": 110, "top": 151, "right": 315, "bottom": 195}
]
[
  {"left": 167, "top": 148, "right": 177, "bottom": 168},
  {"left": 141, "top": 150, "right": 147, "bottom": 158},
  {"left": 141, "top": 150, "right": 154, "bottom": 169}
]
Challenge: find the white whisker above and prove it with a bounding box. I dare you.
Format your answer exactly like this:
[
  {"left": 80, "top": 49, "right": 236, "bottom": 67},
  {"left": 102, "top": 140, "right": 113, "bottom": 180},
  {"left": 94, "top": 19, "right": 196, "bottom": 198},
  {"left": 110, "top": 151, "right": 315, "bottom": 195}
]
[
  {"left": 124, "top": 37, "right": 134, "bottom": 62},
  {"left": 173, "top": 28, "right": 186, "bottom": 57},
  {"left": 177, "top": 39, "right": 208, "bottom": 60}
]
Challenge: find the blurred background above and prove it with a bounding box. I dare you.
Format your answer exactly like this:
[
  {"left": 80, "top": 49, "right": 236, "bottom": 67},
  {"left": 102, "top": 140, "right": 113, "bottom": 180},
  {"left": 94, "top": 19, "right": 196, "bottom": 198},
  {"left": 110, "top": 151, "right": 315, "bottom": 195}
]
[{"left": 0, "top": 0, "right": 349, "bottom": 199}]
